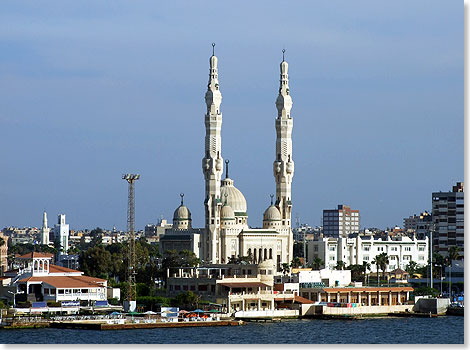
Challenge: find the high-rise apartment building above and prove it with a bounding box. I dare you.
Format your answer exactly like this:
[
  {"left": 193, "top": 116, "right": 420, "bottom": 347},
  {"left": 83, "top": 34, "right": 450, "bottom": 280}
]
[
  {"left": 432, "top": 182, "right": 464, "bottom": 258},
  {"left": 323, "top": 204, "right": 360, "bottom": 237},
  {"left": 403, "top": 211, "right": 432, "bottom": 240}
]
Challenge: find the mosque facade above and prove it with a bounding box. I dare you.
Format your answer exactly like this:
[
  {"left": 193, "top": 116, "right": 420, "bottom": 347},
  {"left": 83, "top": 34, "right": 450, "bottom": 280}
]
[{"left": 160, "top": 47, "right": 294, "bottom": 271}]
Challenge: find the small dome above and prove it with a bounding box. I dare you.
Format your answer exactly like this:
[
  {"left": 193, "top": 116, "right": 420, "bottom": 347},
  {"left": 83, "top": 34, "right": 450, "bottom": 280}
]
[
  {"left": 263, "top": 205, "right": 281, "bottom": 221},
  {"left": 220, "top": 178, "right": 247, "bottom": 215},
  {"left": 173, "top": 204, "right": 191, "bottom": 221},
  {"left": 221, "top": 204, "right": 235, "bottom": 220}
]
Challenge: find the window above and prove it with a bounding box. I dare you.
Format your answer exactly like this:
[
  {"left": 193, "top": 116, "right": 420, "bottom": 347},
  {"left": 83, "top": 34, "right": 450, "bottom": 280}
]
[
  {"left": 418, "top": 255, "right": 425, "bottom": 261},
  {"left": 329, "top": 246, "right": 336, "bottom": 251},
  {"left": 314, "top": 246, "right": 318, "bottom": 252},
  {"left": 364, "top": 256, "right": 369, "bottom": 261},
  {"left": 418, "top": 246, "right": 425, "bottom": 251},
  {"left": 363, "top": 245, "right": 370, "bottom": 251},
  {"left": 329, "top": 255, "right": 335, "bottom": 261},
  {"left": 404, "top": 247, "right": 411, "bottom": 252}
]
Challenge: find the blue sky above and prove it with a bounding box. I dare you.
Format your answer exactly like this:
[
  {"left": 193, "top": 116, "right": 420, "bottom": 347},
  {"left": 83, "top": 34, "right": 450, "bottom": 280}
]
[{"left": 0, "top": 1, "right": 463, "bottom": 231}]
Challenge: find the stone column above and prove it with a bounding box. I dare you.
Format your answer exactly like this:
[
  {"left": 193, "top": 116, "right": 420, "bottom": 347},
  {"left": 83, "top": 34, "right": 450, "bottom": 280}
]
[
  {"left": 337, "top": 292, "right": 340, "bottom": 302},
  {"left": 347, "top": 292, "right": 351, "bottom": 303},
  {"left": 327, "top": 293, "right": 330, "bottom": 302},
  {"left": 358, "top": 292, "right": 362, "bottom": 305},
  {"left": 398, "top": 291, "right": 401, "bottom": 304},
  {"left": 368, "top": 292, "right": 371, "bottom": 306},
  {"left": 378, "top": 291, "right": 381, "bottom": 306},
  {"left": 258, "top": 298, "right": 261, "bottom": 310},
  {"left": 389, "top": 291, "right": 392, "bottom": 305}
]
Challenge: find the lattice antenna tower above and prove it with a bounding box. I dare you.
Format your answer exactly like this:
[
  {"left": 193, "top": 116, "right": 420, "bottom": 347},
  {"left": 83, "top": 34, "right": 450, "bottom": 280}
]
[{"left": 122, "top": 173, "right": 140, "bottom": 303}]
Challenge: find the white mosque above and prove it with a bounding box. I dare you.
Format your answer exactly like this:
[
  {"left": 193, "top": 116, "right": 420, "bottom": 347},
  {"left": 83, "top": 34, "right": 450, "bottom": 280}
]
[{"left": 160, "top": 45, "right": 295, "bottom": 271}]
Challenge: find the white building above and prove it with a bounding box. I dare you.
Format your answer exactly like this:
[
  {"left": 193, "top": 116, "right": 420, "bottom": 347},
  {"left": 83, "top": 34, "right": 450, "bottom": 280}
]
[
  {"left": 11, "top": 252, "right": 107, "bottom": 304},
  {"left": 160, "top": 47, "right": 294, "bottom": 271},
  {"left": 52, "top": 214, "right": 69, "bottom": 255},
  {"left": 307, "top": 233, "right": 429, "bottom": 272},
  {"left": 323, "top": 204, "right": 360, "bottom": 237}
]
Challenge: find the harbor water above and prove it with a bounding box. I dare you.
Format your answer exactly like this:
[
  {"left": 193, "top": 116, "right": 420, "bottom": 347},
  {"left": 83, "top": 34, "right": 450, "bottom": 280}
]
[{"left": 0, "top": 316, "right": 464, "bottom": 344}]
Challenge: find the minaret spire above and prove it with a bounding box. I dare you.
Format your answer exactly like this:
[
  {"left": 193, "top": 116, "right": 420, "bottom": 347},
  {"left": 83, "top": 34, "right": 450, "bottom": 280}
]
[
  {"left": 41, "top": 211, "right": 50, "bottom": 245},
  {"left": 273, "top": 51, "right": 294, "bottom": 225},
  {"left": 202, "top": 43, "right": 224, "bottom": 263},
  {"left": 270, "top": 194, "right": 274, "bottom": 205},
  {"left": 180, "top": 193, "right": 184, "bottom": 205},
  {"left": 225, "top": 159, "right": 230, "bottom": 179}
]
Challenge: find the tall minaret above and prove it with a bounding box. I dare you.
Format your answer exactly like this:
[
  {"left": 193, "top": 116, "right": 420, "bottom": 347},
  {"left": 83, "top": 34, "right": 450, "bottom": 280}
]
[
  {"left": 273, "top": 50, "right": 294, "bottom": 228},
  {"left": 41, "top": 211, "right": 50, "bottom": 245},
  {"left": 202, "top": 43, "right": 224, "bottom": 263}
]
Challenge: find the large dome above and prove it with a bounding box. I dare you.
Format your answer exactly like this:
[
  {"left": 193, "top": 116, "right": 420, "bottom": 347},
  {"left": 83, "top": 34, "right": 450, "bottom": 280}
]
[
  {"left": 263, "top": 205, "right": 281, "bottom": 221},
  {"left": 173, "top": 204, "right": 191, "bottom": 221},
  {"left": 220, "top": 178, "right": 247, "bottom": 215}
]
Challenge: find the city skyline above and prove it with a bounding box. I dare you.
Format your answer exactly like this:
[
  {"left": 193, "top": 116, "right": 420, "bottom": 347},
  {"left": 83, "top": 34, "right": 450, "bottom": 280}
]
[{"left": 0, "top": 1, "right": 463, "bottom": 231}]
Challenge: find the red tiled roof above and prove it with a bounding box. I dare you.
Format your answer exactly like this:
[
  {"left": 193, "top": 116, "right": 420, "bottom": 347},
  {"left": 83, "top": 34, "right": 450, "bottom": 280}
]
[
  {"left": 18, "top": 275, "right": 107, "bottom": 288},
  {"left": 17, "top": 252, "right": 54, "bottom": 259},
  {"left": 49, "top": 264, "right": 82, "bottom": 274},
  {"left": 294, "top": 295, "right": 314, "bottom": 304}
]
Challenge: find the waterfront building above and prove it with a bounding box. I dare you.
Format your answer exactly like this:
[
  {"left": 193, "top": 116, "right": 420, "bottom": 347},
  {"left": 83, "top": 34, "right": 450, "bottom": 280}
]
[
  {"left": 300, "top": 286, "right": 413, "bottom": 305},
  {"left": 166, "top": 260, "right": 309, "bottom": 317},
  {"left": 322, "top": 205, "right": 360, "bottom": 237},
  {"left": 306, "top": 233, "right": 428, "bottom": 271},
  {"left": 52, "top": 214, "right": 69, "bottom": 255},
  {"left": 8, "top": 252, "right": 107, "bottom": 304},
  {"left": 160, "top": 48, "right": 294, "bottom": 270},
  {"left": 432, "top": 182, "right": 464, "bottom": 258}
]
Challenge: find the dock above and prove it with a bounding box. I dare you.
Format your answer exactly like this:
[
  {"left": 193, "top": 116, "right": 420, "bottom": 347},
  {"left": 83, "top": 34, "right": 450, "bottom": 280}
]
[{"left": 49, "top": 320, "right": 242, "bottom": 330}]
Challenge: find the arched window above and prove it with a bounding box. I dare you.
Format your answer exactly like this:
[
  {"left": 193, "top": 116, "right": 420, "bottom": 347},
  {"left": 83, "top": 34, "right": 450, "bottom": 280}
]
[
  {"left": 269, "top": 248, "right": 273, "bottom": 260},
  {"left": 264, "top": 248, "right": 267, "bottom": 260}
]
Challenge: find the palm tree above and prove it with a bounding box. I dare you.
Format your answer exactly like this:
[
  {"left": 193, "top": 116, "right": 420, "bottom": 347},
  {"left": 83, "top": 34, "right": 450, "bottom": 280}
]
[
  {"left": 290, "top": 257, "right": 302, "bottom": 269},
  {"left": 310, "top": 257, "right": 324, "bottom": 270},
  {"left": 373, "top": 253, "right": 389, "bottom": 286},
  {"left": 335, "top": 260, "right": 346, "bottom": 271},
  {"left": 448, "top": 246, "right": 460, "bottom": 261},
  {"left": 405, "top": 260, "right": 419, "bottom": 277}
]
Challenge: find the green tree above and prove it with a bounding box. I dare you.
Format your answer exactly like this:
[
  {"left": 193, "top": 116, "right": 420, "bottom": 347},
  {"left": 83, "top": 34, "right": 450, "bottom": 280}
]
[
  {"left": 348, "top": 264, "right": 363, "bottom": 281},
  {"left": 335, "top": 260, "right": 346, "bottom": 271},
  {"left": 372, "top": 253, "right": 389, "bottom": 286},
  {"left": 78, "top": 245, "right": 112, "bottom": 278},
  {"left": 281, "top": 263, "right": 290, "bottom": 275},
  {"left": 290, "top": 257, "right": 302, "bottom": 269},
  {"left": 309, "top": 257, "right": 324, "bottom": 270},
  {"left": 405, "top": 261, "right": 419, "bottom": 277},
  {"left": 448, "top": 246, "right": 461, "bottom": 261}
]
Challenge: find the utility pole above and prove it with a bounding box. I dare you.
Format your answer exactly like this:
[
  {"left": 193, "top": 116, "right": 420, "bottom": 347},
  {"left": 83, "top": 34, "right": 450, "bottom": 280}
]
[{"left": 123, "top": 173, "right": 140, "bottom": 312}]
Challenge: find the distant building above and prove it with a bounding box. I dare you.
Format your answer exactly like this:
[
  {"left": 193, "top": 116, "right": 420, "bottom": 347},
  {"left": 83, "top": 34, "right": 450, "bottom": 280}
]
[
  {"left": 323, "top": 205, "right": 360, "bottom": 237},
  {"left": 432, "top": 182, "right": 464, "bottom": 258},
  {"left": 306, "top": 233, "right": 428, "bottom": 271},
  {"left": 403, "top": 211, "right": 432, "bottom": 239},
  {"left": 52, "top": 214, "right": 69, "bottom": 255}
]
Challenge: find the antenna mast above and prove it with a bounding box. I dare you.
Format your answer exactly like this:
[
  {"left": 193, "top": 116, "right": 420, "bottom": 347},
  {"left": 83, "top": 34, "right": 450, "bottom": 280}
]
[{"left": 122, "top": 173, "right": 140, "bottom": 311}]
